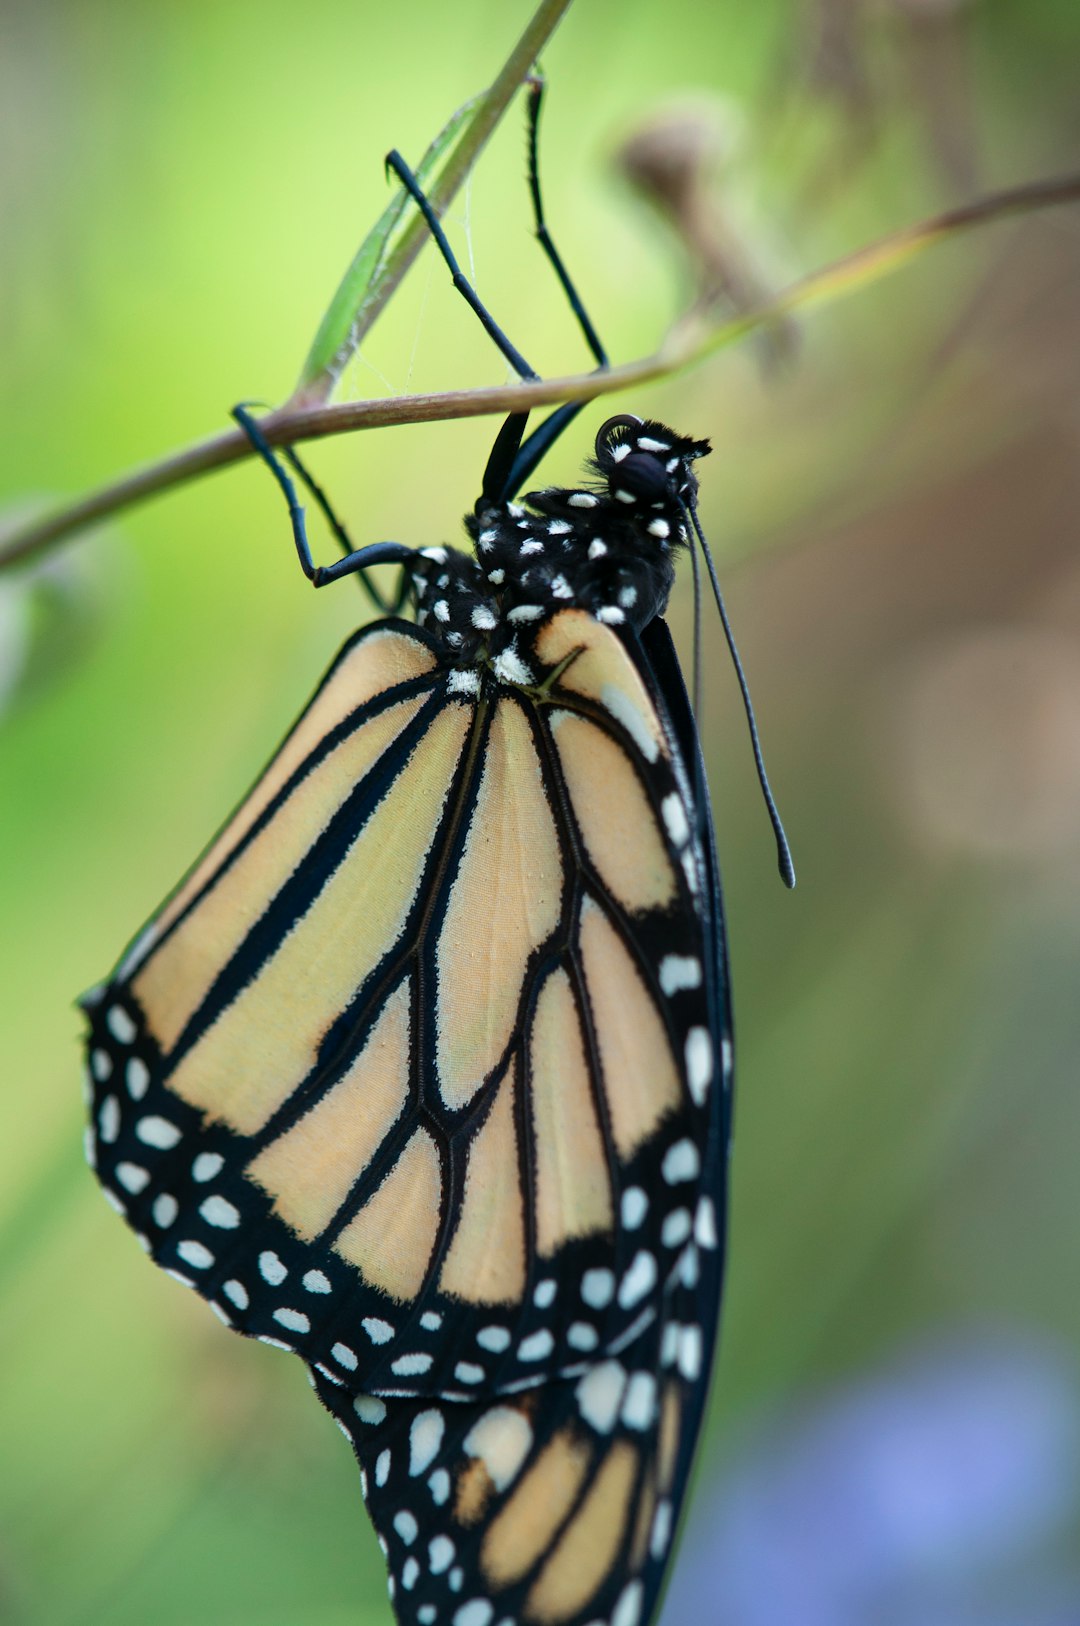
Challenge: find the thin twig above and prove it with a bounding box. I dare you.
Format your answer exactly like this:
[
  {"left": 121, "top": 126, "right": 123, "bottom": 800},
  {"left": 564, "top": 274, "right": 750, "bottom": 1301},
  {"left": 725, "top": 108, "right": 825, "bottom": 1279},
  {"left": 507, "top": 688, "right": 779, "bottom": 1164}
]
[
  {"left": 2, "top": 170, "right": 1078, "bottom": 575},
  {"left": 287, "top": 0, "right": 576, "bottom": 408}
]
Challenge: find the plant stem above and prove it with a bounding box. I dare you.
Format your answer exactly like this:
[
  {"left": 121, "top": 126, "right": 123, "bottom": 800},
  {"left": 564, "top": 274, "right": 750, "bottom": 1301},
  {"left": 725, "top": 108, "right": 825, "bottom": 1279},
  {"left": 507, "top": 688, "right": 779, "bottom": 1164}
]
[{"left": 2, "top": 171, "right": 1078, "bottom": 575}]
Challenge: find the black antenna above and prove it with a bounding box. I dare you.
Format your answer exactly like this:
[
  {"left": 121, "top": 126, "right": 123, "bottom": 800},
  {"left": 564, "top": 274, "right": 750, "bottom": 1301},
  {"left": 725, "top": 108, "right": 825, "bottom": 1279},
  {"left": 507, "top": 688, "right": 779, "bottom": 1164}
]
[{"left": 680, "top": 498, "right": 796, "bottom": 889}]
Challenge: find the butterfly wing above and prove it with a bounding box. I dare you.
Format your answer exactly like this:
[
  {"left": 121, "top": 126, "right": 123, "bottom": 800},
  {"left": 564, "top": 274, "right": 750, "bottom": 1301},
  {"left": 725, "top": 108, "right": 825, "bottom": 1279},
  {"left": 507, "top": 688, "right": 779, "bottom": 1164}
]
[
  {"left": 310, "top": 610, "right": 731, "bottom": 1626},
  {"left": 82, "top": 608, "right": 731, "bottom": 1626}
]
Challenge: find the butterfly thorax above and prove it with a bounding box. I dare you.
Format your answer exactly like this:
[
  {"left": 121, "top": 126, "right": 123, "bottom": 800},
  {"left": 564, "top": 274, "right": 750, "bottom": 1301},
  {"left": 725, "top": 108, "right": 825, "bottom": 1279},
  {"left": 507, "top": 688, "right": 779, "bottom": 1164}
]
[{"left": 408, "top": 418, "right": 710, "bottom": 681}]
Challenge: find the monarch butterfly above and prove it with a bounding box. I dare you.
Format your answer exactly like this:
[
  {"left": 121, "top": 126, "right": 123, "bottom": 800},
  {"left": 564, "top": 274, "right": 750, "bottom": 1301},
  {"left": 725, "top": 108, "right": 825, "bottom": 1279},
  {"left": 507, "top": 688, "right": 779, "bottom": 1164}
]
[{"left": 80, "top": 83, "right": 791, "bottom": 1626}]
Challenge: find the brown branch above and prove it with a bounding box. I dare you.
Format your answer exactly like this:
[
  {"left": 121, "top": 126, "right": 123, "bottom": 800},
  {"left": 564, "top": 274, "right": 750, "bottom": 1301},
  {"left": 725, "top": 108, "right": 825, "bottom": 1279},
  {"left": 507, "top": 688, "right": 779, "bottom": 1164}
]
[{"left": 3, "top": 170, "right": 1078, "bottom": 576}]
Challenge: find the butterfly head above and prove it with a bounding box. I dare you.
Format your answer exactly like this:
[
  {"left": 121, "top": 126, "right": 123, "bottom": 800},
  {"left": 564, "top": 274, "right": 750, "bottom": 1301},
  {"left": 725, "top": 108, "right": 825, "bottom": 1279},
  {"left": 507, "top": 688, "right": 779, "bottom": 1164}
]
[{"left": 592, "top": 416, "right": 711, "bottom": 515}]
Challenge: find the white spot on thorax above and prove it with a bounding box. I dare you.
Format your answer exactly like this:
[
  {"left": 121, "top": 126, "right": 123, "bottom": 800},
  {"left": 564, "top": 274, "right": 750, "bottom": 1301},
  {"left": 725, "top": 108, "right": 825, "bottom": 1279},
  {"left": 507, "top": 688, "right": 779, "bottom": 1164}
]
[
  {"left": 569, "top": 492, "right": 598, "bottom": 508},
  {"left": 448, "top": 668, "right": 480, "bottom": 696},
  {"left": 492, "top": 647, "right": 533, "bottom": 685},
  {"left": 588, "top": 538, "right": 607, "bottom": 559}
]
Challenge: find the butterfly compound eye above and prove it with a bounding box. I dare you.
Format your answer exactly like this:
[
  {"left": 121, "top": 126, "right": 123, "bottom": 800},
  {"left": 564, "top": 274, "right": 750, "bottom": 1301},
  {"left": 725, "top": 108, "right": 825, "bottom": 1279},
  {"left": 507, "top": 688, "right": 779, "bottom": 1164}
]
[{"left": 595, "top": 414, "right": 671, "bottom": 500}]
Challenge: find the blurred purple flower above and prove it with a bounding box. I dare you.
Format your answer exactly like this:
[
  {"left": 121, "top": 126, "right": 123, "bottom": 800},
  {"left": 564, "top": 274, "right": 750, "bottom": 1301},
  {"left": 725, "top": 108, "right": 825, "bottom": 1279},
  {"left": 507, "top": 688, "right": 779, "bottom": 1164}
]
[{"left": 661, "top": 1331, "right": 1080, "bottom": 1626}]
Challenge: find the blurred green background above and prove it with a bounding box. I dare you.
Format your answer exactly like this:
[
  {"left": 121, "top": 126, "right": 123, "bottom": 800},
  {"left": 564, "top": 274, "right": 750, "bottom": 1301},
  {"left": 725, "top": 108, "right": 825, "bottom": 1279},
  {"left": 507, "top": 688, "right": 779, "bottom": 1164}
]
[{"left": 3, "top": 1, "right": 1080, "bottom": 1622}]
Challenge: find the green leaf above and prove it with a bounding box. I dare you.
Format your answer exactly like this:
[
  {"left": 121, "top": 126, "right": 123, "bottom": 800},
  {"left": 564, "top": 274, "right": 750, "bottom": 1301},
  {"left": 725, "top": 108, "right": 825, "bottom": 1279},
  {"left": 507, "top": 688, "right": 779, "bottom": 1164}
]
[{"left": 294, "top": 95, "right": 480, "bottom": 405}]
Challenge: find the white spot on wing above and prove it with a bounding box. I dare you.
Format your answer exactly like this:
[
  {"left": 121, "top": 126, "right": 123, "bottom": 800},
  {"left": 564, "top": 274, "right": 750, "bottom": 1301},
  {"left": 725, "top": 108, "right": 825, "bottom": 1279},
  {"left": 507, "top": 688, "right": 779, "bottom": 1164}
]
[
  {"left": 362, "top": 1316, "right": 395, "bottom": 1344},
  {"left": 393, "top": 1510, "right": 419, "bottom": 1545},
  {"left": 176, "top": 1239, "right": 214, "bottom": 1270},
  {"left": 575, "top": 1361, "right": 626, "bottom": 1434},
  {"left": 659, "top": 955, "right": 702, "bottom": 995},
  {"left": 429, "top": 1534, "right": 456, "bottom": 1573},
  {"left": 409, "top": 1410, "right": 445, "bottom": 1477},
  {"left": 135, "top": 1115, "right": 181, "bottom": 1150},
  {"left": 621, "top": 1187, "right": 648, "bottom": 1229},
  {"left": 581, "top": 1267, "right": 615, "bottom": 1309},
  {"left": 662, "top": 792, "right": 690, "bottom": 846},
  {"left": 274, "top": 1307, "right": 310, "bottom": 1334},
  {"left": 618, "top": 1250, "right": 657, "bottom": 1309},
  {"left": 106, "top": 1006, "right": 136, "bottom": 1044},
  {"left": 662, "top": 1138, "right": 701, "bottom": 1184},
  {"left": 115, "top": 1161, "right": 149, "bottom": 1194},
  {"left": 126, "top": 1057, "right": 150, "bottom": 1099},
  {"left": 199, "top": 1195, "right": 240, "bottom": 1228},
  {"left": 259, "top": 1250, "right": 287, "bottom": 1286},
  {"left": 518, "top": 1329, "right": 554, "bottom": 1362},
  {"left": 661, "top": 1208, "right": 692, "bottom": 1248},
  {"left": 98, "top": 1096, "right": 120, "bottom": 1144},
  {"left": 463, "top": 1407, "right": 533, "bottom": 1491},
  {"left": 685, "top": 1027, "right": 713, "bottom": 1106},
  {"left": 392, "top": 1352, "right": 433, "bottom": 1376},
  {"left": 600, "top": 682, "right": 659, "bottom": 763},
  {"left": 620, "top": 1371, "right": 657, "bottom": 1431}
]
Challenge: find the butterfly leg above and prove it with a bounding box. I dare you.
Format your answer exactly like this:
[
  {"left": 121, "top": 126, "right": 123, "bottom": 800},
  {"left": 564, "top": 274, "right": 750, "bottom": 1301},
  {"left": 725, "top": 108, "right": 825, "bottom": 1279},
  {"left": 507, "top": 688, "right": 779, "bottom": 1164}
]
[
  {"left": 232, "top": 405, "right": 414, "bottom": 601},
  {"left": 488, "top": 78, "right": 614, "bottom": 503}
]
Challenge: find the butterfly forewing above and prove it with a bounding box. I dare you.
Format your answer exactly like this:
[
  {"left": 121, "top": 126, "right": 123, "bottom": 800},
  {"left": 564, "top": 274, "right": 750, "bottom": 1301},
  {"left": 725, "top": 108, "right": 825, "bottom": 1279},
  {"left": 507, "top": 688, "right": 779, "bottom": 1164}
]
[{"left": 84, "top": 600, "right": 730, "bottom": 1626}]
